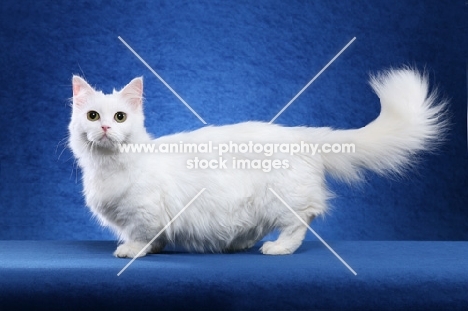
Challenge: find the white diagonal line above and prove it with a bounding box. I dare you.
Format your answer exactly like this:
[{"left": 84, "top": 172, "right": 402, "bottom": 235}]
[
  {"left": 118, "top": 36, "right": 207, "bottom": 125},
  {"left": 269, "top": 37, "right": 356, "bottom": 124},
  {"left": 268, "top": 188, "right": 357, "bottom": 276},
  {"left": 117, "top": 188, "right": 206, "bottom": 276}
]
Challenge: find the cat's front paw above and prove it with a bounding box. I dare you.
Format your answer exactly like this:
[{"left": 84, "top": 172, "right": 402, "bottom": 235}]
[
  {"left": 114, "top": 242, "right": 149, "bottom": 258},
  {"left": 260, "top": 241, "right": 293, "bottom": 255}
]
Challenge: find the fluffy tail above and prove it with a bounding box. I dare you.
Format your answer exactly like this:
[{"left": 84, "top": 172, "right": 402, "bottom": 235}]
[{"left": 321, "top": 68, "right": 448, "bottom": 182}]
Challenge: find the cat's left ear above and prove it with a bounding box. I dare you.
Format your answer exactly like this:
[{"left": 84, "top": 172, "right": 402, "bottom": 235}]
[{"left": 121, "top": 77, "right": 143, "bottom": 109}]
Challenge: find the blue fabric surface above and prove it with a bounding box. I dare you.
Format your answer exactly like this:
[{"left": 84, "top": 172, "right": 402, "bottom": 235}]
[
  {"left": 0, "top": 0, "right": 467, "bottom": 241},
  {"left": 1, "top": 241, "right": 467, "bottom": 310},
  {"left": 1, "top": 2, "right": 466, "bottom": 308}
]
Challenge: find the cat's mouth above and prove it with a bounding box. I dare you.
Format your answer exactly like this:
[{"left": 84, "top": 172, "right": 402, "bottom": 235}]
[
  {"left": 97, "top": 133, "right": 119, "bottom": 147},
  {"left": 99, "top": 133, "right": 111, "bottom": 142},
  {"left": 85, "top": 132, "right": 120, "bottom": 149}
]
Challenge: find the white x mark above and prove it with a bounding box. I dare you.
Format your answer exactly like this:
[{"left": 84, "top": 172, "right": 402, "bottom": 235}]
[{"left": 117, "top": 35, "right": 357, "bottom": 276}]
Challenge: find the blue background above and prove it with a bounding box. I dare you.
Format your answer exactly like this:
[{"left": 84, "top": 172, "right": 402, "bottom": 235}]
[{"left": 0, "top": 0, "right": 466, "bottom": 241}]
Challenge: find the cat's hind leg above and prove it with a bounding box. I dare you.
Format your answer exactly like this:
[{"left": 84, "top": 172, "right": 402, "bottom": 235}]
[
  {"left": 259, "top": 218, "right": 311, "bottom": 255},
  {"left": 262, "top": 177, "right": 328, "bottom": 255}
]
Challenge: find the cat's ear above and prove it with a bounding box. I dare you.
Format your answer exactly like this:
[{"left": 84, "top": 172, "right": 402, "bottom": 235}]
[
  {"left": 72, "top": 76, "right": 94, "bottom": 107},
  {"left": 120, "top": 77, "right": 143, "bottom": 109}
]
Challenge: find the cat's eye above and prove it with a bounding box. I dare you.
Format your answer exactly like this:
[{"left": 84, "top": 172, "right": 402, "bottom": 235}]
[
  {"left": 114, "top": 111, "right": 127, "bottom": 123},
  {"left": 87, "top": 111, "right": 100, "bottom": 121}
]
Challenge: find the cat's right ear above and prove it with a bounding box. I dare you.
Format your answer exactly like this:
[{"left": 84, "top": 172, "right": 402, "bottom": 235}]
[{"left": 72, "top": 76, "right": 94, "bottom": 107}]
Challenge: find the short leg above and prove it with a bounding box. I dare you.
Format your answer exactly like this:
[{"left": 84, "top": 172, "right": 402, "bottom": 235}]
[
  {"left": 114, "top": 240, "right": 166, "bottom": 258},
  {"left": 260, "top": 215, "right": 314, "bottom": 255},
  {"left": 114, "top": 241, "right": 149, "bottom": 258},
  {"left": 226, "top": 239, "right": 258, "bottom": 253}
]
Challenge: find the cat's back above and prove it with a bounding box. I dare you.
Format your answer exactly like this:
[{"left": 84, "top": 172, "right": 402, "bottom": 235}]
[{"left": 152, "top": 121, "right": 327, "bottom": 145}]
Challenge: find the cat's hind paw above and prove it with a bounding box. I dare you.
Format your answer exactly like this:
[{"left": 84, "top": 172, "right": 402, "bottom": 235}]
[{"left": 114, "top": 242, "right": 149, "bottom": 258}]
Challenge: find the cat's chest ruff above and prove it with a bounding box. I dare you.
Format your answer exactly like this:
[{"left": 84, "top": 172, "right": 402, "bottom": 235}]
[{"left": 83, "top": 166, "right": 133, "bottom": 208}]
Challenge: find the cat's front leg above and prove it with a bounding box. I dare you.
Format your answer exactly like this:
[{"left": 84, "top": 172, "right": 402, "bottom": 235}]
[
  {"left": 114, "top": 240, "right": 166, "bottom": 258},
  {"left": 114, "top": 241, "right": 148, "bottom": 258}
]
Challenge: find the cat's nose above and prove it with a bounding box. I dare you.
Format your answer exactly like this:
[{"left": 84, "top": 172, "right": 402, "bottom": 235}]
[{"left": 102, "top": 126, "right": 110, "bottom": 132}]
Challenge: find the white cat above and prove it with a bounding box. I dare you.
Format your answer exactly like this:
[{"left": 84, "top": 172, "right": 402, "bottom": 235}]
[{"left": 69, "top": 69, "right": 447, "bottom": 258}]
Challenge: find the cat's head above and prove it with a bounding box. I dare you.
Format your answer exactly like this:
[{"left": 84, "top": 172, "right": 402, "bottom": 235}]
[{"left": 69, "top": 76, "right": 148, "bottom": 154}]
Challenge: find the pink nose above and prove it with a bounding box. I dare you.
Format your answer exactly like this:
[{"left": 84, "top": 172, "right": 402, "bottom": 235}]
[{"left": 102, "top": 126, "right": 110, "bottom": 132}]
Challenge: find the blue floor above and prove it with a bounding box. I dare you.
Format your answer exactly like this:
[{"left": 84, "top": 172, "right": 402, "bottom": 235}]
[{"left": 1, "top": 240, "right": 467, "bottom": 310}]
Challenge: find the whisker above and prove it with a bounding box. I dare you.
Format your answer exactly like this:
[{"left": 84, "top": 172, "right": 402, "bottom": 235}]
[
  {"left": 57, "top": 145, "right": 69, "bottom": 161},
  {"left": 55, "top": 136, "right": 70, "bottom": 160}
]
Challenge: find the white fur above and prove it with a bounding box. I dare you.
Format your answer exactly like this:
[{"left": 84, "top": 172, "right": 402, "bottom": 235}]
[{"left": 68, "top": 69, "right": 447, "bottom": 257}]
